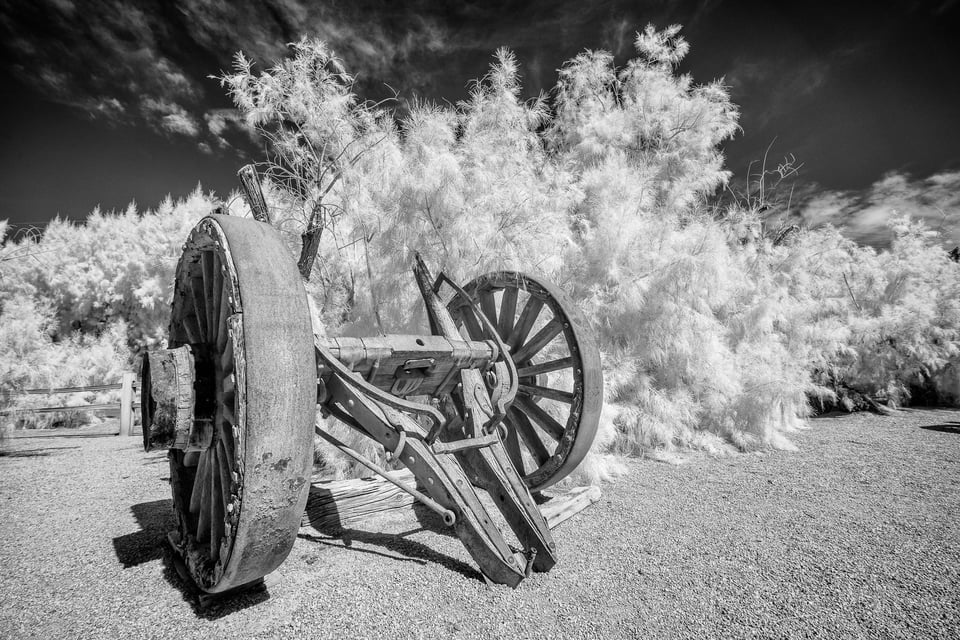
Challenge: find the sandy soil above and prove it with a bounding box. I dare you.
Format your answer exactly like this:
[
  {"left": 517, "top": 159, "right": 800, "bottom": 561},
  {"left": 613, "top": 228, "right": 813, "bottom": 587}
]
[{"left": 1, "top": 408, "right": 958, "bottom": 639}]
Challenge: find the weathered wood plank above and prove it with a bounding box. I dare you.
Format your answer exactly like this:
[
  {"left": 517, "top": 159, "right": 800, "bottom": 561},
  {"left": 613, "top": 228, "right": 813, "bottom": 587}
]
[
  {"left": 22, "top": 383, "right": 123, "bottom": 394},
  {"left": 237, "top": 164, "right": 270, "bottom": 223},
  {"left": 141, "top": 347, "right": 196, "bottom": 451},
  {"left": 538, "top": 485, "right": 602, "bottom": 528},
  {"left": 299, "top": 469, "right": 600, "bottom": 533}
]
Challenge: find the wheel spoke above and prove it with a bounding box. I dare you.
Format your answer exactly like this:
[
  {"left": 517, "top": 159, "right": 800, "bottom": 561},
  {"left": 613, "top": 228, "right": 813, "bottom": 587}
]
[
  {"left": 196, "top": 451, "right": 212, "bottom": 541},
  {"left": 209, "top": 446, "right": 224, "bottom": 558},
  {"left": 220, "top": 339, "right": 234, "bottom": 372},
  {"left": 459, "top": 304, "right": 484, "bottom": 340},
  {"left": 220, "top": 403, "right": 236, "bottom": 463},
  {"left": 216, "top": 280, "right": 232, "bottom": 354},
  {"left": 498, "top": 286, "right": 518, "bottom": 339},
  {"left": 509, "top": 407, "right": 551, "bottom": 466},
  {"left": 512, "top": 318, "right": 563, "bottom": 363},
  {"left": 479, "top": 289, "right": 498, "bottom": 326},
  {"left": 517, "top": 357, "right": 574, "bottom": 378},
  {"left": 201, "top": 251, "right": 217, "bottom": 341},
  {"left": 507, "top": 296, "right": 544, "bottom": 350},
  {"left": 182, "top": 311, "right": 203, "bottom": 345},
  {"left": 189, "top": 278, "right": 208, "bottom": 342},
  {"left": 222, "top": 398, "right": 237, "bottom": 426},
  {"left": 189, "top": 450, "right": 209, "bottom": 514},
  {"left": 518, "top": 383, "right": 574, "bottom": 404},
  {"left": 515, "top": 396, "right": 566, "bottom": 440},
  {"left": 217, "top": 439, "right": 233, "bottom": 512}
]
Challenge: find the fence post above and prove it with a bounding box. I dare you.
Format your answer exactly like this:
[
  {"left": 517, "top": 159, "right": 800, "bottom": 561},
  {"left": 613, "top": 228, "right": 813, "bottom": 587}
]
[{"left": 119, "top": 372, "right": 135, "bottom": 436}]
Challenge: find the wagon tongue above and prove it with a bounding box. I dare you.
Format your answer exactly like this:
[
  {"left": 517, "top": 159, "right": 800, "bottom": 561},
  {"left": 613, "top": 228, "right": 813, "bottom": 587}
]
[
  {"left": 315, "top": 342, "right": 557, "bottom": 586},
  {"left": 312, "top": 257, "right": 559, "bottom": 587},
  {"left": 410, "top": 255, "right": 558, "bottom": 580}
]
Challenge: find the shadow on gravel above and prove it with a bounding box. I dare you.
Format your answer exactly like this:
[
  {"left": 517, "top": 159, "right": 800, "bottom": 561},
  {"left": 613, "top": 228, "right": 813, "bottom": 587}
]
[
  {"left": 113, "top": 499, "right": 175, "bottom": 568},
  {"left": 163, "top": 553, "right": 271, "bottom": 620},
  {"left": 298, "top": 528, "right": 482, "bottom": 583},
  {"left": 114, "top": 498, "right": 270, "bottom": 618},
  {"left": 300, "top": 500, "right": 482, "bottom": 583},
  {"left": 920, "top": 422, "right": 960, "bottom": 434},
  {"left": 300, "top": 482, "right": 480, "bottom": 583},
  {"left": 0, "top": 445, "right": 79, "bottom": 457},
  {"left": 412, "top": 501, "right": 459, "bottom": 539}
]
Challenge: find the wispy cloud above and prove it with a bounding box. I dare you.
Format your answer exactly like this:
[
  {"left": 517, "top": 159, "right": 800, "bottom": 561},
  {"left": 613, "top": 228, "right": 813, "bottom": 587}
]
[
  {"left": 1, "top": 0, "right": 202, "bottom": 135},
  {"left": 0, "top": 0, "right": 456, "bottom": 150},
  {"left": 725, "top": 57, "right": 829, "bottom": 129},
  {"left": 799, "top": 171, "right": 960, "bottom": 248}
]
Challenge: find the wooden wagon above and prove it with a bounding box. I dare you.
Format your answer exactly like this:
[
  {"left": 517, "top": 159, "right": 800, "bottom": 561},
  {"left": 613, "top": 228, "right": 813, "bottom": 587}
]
[{"left": 140, "top": 213, "right": 602, "bottom": 594}]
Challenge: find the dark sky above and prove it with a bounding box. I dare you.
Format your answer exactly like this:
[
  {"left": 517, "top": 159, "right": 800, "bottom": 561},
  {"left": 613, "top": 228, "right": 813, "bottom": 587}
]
[{"left": 1, "top": 0, "right": 958, "bottom": 229}]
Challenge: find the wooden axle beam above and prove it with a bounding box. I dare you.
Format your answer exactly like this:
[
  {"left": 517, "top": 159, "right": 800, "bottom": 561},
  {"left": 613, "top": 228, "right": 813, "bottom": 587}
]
[
  {"left": 319, "top": 334, "right": 496, "bottom": 398},
  {"left": 142, "top": 334, "right": 499, "bottom": 452}
]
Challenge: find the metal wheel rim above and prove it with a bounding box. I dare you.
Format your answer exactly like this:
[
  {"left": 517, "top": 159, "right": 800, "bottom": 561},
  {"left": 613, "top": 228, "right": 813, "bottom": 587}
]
[
  {"left": 167, "top": 215, "right": 315, "bottom": 592},
  {"left": 448, "top": 271, "right": 602, "bottom": 491}
]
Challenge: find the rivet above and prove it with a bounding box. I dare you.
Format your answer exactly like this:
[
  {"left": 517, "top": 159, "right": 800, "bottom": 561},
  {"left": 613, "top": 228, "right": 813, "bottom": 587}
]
[{"left": 408, "top": 456, "right": 415, "bottom": 464}]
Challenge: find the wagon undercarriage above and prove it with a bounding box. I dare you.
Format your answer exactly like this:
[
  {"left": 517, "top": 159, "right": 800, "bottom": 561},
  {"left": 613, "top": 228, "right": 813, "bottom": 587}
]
[{"left": 140, "top": 214, "right": 603, "bottom": 594}]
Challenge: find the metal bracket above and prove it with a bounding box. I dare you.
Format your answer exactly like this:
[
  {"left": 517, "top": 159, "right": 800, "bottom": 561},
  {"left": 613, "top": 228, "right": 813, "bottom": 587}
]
[
  {"left": 431, "top": 431, "right": 501, "bottom": 454},
  {"left": 314, "top": 335, "right": 443, "bottom": 439},
  {"left": 390, "top": 357, "right": 436, "bottom": 396},
  {"left": 430, "top": 269, "right": 518, "bottom": 431}
]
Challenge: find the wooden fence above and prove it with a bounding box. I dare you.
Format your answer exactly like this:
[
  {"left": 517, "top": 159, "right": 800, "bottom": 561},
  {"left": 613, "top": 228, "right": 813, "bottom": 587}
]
[{"left": 3, "top": 372, "right": 139, "bottom": 436}]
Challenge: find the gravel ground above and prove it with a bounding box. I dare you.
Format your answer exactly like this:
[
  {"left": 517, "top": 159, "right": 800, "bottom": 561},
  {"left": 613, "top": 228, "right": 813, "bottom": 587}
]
[{"left": 1, "top": 408, "right": 959, "bottom": 639}]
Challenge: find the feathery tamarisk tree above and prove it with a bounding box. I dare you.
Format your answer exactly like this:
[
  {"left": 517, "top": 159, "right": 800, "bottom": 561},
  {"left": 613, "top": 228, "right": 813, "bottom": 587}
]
[{"left": 219, "top": 38, "right": 394, "bottom": 281}]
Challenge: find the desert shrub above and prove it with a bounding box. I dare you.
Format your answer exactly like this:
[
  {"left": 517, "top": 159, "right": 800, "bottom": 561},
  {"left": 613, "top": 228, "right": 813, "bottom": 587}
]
[
  {"left": 805, "top": 218, "right": 960, "bottom": 407},
  {"left": 1, "top": 188, "right": 219, "bottom": 350},
  {"left": 0, "top": 190, "right": 220, "bottom": 428},
  {"left": 0, "top": 294, "right": 127, "bottom": 428},
  {"left": 4, "top": 24, "right": 957, "bottom": 462},
  {"left": 223, "top": 27, "right": 830, "bottom": 474}
]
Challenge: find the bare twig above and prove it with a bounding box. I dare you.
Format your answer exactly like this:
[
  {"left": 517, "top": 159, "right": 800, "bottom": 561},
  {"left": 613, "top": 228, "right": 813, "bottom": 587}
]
[{"left": 842, "top": 272, "right": 863, "bottom": 312}]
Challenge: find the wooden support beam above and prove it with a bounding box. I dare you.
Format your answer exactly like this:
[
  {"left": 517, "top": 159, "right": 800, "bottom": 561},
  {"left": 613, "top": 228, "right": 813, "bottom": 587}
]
[
  {"left": 237, "top": 165, "right": 271, "bottom": 223},
  {"left": 300, "top": 470, "right": 601, "bottom": 533},
  {"left": 539, "top": 485, "right": 602, "bottom": 528},
  {"left": 119, "top": 372, "right": 135, "bottom": 437}
]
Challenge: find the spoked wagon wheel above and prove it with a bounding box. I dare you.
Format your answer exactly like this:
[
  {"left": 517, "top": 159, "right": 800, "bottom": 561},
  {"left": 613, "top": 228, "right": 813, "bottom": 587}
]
[
  {"left": 166, "top": 215, "right": 316, "bottom": 593},
  {"left": 447, "top": 272, "right": 602, "bottom": 492}
]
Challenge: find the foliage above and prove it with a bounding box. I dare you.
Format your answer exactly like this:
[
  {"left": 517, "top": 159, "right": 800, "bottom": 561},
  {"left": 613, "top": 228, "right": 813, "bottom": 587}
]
[
  {"left": 0, "top": 294, "right": 127, "bottom": 428},
  {"left": 2, "top": 25, "right": 957, "bottom": 469},
  {"left": 0, "top": 189, "right": 219, "bottom": 427},
  {"left": 219, "top": 38, "right": 396, "bottom": 278}
]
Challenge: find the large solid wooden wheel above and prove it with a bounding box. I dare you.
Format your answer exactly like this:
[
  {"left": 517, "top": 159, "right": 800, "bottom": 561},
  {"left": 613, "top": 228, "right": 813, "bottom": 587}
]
[
  {"left": 448, "top": 272, "right": 602, "bottom": 492},
  {"left": 166, "top": 215, "right": 316, "bottom": 593}
]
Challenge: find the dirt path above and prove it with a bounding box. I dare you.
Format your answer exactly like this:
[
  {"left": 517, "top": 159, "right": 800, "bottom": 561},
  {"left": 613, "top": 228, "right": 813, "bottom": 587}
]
[{"left": 2, "top": 408, "right": 959, "bottom": 639}]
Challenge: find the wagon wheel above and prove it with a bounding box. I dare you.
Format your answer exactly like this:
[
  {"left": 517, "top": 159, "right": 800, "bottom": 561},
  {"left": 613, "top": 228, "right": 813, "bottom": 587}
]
[
  {"left": 166, "top": 215, "right": 316, "bottom": 593},
  {"left": 447, "top": 272, "right": 602, "bottom": 492}
]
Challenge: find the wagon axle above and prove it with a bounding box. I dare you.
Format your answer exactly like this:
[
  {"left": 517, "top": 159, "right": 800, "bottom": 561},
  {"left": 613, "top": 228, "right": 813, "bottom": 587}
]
[{"left": 141, "top": 214, "right": 602, "bottom": 594}]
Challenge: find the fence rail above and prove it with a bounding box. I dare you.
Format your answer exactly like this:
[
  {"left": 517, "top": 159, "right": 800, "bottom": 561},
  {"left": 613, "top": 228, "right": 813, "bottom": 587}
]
[
  {"left": 3, "top": 372, "right": 138, "bottom": 436},
  {"left": 22, "top": 383, "right": 124, "bottom": 394}
]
